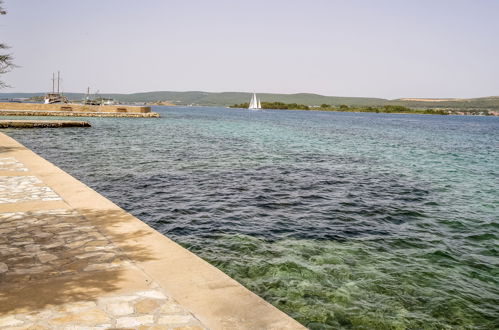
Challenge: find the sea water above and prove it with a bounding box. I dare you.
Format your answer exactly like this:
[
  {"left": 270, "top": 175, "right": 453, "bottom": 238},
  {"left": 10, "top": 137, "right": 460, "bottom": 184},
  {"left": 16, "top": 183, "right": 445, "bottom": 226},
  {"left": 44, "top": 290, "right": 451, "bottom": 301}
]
[{"left": 5, "top": 107, "right": 499, "bottom": 329}]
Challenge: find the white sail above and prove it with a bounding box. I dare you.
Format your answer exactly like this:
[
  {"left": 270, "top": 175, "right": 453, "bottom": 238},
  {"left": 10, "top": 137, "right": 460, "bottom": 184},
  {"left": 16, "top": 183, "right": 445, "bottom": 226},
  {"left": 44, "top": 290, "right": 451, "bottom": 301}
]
[
  {"left": 248, "top": 93, "right": 261, "bottom": 110},
  {"left": 248, "top": 93, "right": 256, "bottom": 109}
]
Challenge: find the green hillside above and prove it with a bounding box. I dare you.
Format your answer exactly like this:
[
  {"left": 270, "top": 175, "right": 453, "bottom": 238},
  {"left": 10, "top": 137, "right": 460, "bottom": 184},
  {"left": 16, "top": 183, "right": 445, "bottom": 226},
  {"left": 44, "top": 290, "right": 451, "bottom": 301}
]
[
  {"left": 389, "top": 97, "right": 499, "bottom": 109},
  {"left": 1, "top": 91, "right": 499, "bottom": 109}
]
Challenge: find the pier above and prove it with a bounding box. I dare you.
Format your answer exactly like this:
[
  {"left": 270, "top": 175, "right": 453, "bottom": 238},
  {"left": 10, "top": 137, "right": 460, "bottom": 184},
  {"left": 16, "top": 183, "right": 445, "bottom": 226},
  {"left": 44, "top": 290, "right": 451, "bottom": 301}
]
[
  {"left": 0, "top": 133, "right": 304, "bottom": 329},
  {"left": 0, "top": 103, "right": 160, "bottom": 118},
  {"left": 0, "top": 120, "right": 91, "bottom": 128}
]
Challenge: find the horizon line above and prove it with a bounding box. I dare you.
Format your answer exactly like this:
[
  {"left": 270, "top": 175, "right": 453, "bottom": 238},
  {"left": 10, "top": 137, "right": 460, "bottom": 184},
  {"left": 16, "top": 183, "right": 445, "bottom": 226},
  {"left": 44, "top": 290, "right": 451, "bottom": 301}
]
[{"left": 1, "top": 90, "right": 498, "bottom": 101}]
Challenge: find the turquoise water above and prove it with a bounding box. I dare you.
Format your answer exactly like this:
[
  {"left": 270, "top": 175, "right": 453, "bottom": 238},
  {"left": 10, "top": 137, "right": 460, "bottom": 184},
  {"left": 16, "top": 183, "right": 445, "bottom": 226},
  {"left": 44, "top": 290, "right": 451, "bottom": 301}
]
[{"left": 4, "top": 107, "right": 499, "bottom": 329}]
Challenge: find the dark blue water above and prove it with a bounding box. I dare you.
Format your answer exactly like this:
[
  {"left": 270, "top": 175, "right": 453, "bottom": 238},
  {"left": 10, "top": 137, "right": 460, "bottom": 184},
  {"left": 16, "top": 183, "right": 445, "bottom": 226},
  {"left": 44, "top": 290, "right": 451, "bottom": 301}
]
[{"left": 4, "top": 107, "right": 499, "bottom": 329}]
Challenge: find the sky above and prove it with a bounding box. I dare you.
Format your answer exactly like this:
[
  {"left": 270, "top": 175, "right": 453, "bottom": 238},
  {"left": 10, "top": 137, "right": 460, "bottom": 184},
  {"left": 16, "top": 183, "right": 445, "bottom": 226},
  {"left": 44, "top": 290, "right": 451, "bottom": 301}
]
[{"left": 1, "top": 0, "right": 498, "bottom": 99}]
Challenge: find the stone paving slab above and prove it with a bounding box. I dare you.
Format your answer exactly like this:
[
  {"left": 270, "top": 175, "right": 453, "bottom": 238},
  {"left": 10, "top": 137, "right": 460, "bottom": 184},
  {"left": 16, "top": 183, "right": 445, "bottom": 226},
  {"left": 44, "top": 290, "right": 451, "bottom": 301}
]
[
  {"left": 0, "top": 209, "right": 122, "bottom": 282},
  {"left": 0, "top": 288, "right": 206, "bottom": 329},
  {"left": 0, "top": 157, "right": 28, "bottom": 172},
  {"left": 0, "top": 176, "right": 61, "bottom": 204},
  {"left": 0, "top": 132, "right": 305, "bottom": 330}
]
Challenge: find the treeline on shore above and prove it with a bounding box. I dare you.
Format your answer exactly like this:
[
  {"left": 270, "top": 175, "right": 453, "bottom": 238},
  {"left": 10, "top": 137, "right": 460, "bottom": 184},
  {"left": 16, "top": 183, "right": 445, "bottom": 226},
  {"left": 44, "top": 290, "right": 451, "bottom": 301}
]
[
  {"left": 230, "top": 102, "right": 450, "bottom": 115},
  {"left": 230, "top": 102, "right": 310, "bottom": 110},
  {"left": 3, "top": 91, "right": 499, "bottom": 110}
]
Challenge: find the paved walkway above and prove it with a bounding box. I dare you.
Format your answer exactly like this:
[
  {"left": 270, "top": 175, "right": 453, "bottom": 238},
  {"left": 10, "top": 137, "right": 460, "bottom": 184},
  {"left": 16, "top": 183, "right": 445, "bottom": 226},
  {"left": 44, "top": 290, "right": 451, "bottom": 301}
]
[
  {"left": 0, "top": 162, "right": 206, "bottom": 329},
  {"left": 0, "top": 133, "right": 305, "bottom": 330}
]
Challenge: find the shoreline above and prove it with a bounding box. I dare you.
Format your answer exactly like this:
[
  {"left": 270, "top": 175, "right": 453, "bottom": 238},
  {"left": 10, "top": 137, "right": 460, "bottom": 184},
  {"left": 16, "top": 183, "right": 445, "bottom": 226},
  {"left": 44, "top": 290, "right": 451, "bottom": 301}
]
[{"left": 228, "top": 106, "right": 499, "bottom": 116}]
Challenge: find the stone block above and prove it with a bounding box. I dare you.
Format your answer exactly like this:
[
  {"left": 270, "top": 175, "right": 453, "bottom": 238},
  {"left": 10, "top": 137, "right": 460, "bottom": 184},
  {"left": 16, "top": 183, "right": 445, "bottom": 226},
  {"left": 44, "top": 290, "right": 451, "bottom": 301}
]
[
  {"left": 115, "top": 315, "right": 154, "bottom": 327},
  {"left": 172, "top": 326, "right": 205, "bottom": 330},
  {"left": 0, "top": 315, "right": 24, "bottom": 327},
  {"left": 0, "top": 262, "right": 8, "bottom": 273},
  {"left": 158, "top": 315, "right": 195, "bottom": 325},
  {"left": 55, "top": 301, "right": 97, "bottom": 314},
  {"left": 83, "top": 263, "right": 114, "bottom": 272},
  {"left": 134, "top": 298, "right": 161, "bottom": 314},
  {"left": 159, "top": 303, "right": 186, "bottom": 315},
  {"left": 106, "top": 301, "right": 134, "bottom": 316},
  {"left": 136, "top": 290, "right": 167, "bottom": 299},
  {"left": 49, "top": 308, "right": 110, "bottom": 326},
  {"left": 37, "top": 253, "right": 58, "bottom": 263}
]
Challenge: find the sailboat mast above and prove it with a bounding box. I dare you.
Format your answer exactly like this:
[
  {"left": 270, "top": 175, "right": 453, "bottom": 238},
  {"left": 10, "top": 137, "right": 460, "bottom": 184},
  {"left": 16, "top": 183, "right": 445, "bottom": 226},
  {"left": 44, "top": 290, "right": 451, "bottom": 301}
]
[
  {"left": 57, "top": 71, "right": 60, "bottom": 94},
  {"left": 52, "top": 73, "right": 55, "bottom": 93}
]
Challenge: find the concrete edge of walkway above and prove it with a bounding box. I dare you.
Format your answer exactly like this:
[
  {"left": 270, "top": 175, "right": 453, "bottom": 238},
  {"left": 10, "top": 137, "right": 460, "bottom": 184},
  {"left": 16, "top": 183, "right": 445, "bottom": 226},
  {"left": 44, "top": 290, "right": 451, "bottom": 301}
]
[{"left": 0, "top": 132, "right": 305, "bottom": 330}]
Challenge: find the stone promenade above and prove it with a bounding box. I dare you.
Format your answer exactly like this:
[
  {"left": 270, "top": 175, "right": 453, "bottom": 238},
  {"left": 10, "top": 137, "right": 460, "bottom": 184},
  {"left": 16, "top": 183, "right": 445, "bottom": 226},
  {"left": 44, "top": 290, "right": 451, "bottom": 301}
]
[{"left": 0, "top": 133, "right": 305, "bottom": 330}]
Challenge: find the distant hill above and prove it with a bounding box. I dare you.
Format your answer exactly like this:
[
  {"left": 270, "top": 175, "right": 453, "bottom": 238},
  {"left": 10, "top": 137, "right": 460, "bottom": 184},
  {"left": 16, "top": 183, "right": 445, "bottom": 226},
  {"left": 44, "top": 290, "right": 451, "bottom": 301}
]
[
  {"left": 388, "top": 96, "right": 499, "bottom": 109},
  {"left": 1, "top": 91, "right": 498, "bottom": 109}
]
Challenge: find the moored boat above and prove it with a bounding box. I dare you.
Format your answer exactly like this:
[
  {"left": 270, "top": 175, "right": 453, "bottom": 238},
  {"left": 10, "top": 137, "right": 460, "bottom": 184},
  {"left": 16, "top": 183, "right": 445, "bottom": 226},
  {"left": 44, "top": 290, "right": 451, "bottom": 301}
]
[{"left": 44, "top": 71, "right": 68, "bottom": 104}]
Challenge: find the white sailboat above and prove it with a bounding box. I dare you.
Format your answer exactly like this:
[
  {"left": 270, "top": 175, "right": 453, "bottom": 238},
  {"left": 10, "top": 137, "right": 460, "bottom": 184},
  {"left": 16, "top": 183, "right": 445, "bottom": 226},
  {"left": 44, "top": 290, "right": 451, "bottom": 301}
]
[{"left": 248, "top": 93, "right": 262, "bottom": 110}]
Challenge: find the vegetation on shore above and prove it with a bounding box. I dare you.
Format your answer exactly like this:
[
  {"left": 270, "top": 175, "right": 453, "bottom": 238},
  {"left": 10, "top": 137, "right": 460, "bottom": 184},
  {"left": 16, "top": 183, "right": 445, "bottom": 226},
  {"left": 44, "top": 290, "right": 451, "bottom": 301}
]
[
  {"left": 230, "top": 102, "right": 451, "bottom": 115},
  {"left": 230, "top": 101, "right": 310, "bottom": 110},
  {"left": 2, "top": 91, "right": 497, "bottom": 116}
]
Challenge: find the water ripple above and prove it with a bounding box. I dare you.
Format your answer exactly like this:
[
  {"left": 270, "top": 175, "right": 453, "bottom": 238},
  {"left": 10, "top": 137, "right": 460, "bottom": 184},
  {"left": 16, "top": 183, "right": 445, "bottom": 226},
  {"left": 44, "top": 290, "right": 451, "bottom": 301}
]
[{"left": 4, "top": 107, "right": 499, "bottom": 329}]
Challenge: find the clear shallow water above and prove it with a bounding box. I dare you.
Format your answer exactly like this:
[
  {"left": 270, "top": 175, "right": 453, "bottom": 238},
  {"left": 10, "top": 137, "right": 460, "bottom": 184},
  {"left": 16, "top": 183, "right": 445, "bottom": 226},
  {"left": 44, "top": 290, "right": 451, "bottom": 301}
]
[{"left": 4, "top": 107, "right": 499, "bottom": 329}]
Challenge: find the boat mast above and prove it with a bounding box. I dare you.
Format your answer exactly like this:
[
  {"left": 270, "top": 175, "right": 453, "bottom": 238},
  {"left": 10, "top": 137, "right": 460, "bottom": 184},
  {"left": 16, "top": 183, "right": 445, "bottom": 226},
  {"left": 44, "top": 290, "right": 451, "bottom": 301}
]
[
  {"left": 57, "top": 71, "right": 60, "bottom": 94},
  {"left": 52, "top": 73, "right": 55, "bottom": 93}
]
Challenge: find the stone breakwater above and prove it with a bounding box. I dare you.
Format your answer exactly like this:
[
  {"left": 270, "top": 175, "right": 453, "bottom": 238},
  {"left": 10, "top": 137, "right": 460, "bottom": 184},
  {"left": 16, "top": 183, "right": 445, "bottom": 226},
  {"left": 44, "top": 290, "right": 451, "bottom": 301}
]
[
  {"left": 0, "top": 133, "right": 305, "bottom": 330},
  {"left": 0, "top": 102, "right": 151, "bottom": 113},
  {"left": 0, "top": 102, "right": 160, "bottom": 118},
  {"left": 0, "top": 110, "right": 160, "bottom": 118},
  {"left": 0, "top": 120, "right": 91, "bottom": 128}
]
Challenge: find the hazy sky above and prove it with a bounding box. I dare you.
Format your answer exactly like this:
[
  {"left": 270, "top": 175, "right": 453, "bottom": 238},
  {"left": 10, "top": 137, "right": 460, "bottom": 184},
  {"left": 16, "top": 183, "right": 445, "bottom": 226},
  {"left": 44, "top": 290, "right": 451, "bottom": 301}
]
[{"left": 1, "top": 0, "right": 498, "bottom": 98}]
